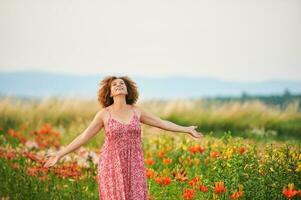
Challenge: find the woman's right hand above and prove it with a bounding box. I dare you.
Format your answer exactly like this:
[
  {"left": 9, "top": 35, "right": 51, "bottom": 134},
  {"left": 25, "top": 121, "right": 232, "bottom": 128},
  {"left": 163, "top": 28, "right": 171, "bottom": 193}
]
[{"left": 43, "top": 153, "right": 62, "bottom": 168}]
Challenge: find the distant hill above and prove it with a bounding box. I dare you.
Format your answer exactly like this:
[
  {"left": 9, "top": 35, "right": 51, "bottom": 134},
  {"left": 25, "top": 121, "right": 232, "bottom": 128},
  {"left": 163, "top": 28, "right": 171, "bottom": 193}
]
[{"left": 0, "top": 70, "right": 300, "bottom": 100}]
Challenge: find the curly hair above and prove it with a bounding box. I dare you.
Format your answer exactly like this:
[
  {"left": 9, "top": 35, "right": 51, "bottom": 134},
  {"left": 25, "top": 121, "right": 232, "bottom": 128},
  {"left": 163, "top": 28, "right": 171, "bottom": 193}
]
[{"left": 97, "top": 75, "right": 139, "bottom": 108}]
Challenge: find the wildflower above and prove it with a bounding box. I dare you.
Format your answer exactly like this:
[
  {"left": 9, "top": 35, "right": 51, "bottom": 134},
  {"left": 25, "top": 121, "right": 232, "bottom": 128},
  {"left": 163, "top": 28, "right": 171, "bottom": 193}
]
[
  {"left": 186, "top": 156, "right": 194, "bottom": 166},
  {"left": 144, "top": 158, "right": 155, "bottom": 166},
  {"left": 26, "top": 165, "right": 49, "bottom": 177},
  {"left": 182, "top": 188, "right": 195, "bottom": 200},
  {"left": 188, "top": 177, "right": 199, "bottom": 187},
  {"left": 155, "top": 177, "right": 163, "bottom": 185},
  {"left": 189, "top": 146, "right": 199, "bottom": 154},
  {"left": 163, "top": 158, "right": 172, "bottom": 165},
  {"left": 39, "top": 123, "right": 52, "bottom": 134},
  {"left": 199, "top": 184, "right": 208, "bottom": 192},
  {"left": 282, "top": 183, "right": 297, "bottom": 199},
  {"left": 0, "top": 150, "right": 17, "bottom": 160},
  {"left": 172, "top": 168, "right": 188, "bottom": 182},
  {"left": 53, "top": 161, "right": 82, "bottom": 180},
  {"left": 229, "top": 184, "right": 244, "bottom": 199},
  {"left": 182, "top": 144, "right": 188, "bottom": 151},
  {"left": 146, "top": 170, "right": 152, "bottom": 179},
  {"left": 23, "top": 151, "right": 44, "bottom": 163},
  {"left": 225, "top": 148, "right": 234, "bottom": 160},
  {"left": 30, "top": 124, "right": 61, "bottom": 149},
  {"left": 146, "top": 168, "right": 155, "bottom": 179},
  {"left": 25, "top": 140, "right": 39, "bottom": 149},
  {"left": 7, "top": 128, "right": 27, "bottom": 144},
  {"left": 155, "top": 176, "right": 171, "bottom": 186},
  {"left": 214, "top": 181, "right": 227, "bottom": 194},
  {"left": 238, "top": 147, "right": 246, "bottom": 155},
  {"left": 163, "top": 177, "right": 172, "bottom": 186},
  {"left": 210, "top": 151, "right": 221, "bottom": 158},
  {"left": 157, "top": 150, "right": 165, "bottom": 158},
  {"left": 296, "top": 162, "right": 301, "bottom": 172},
  {"left": 189, "top": 145, "right": 205, "bottom": 154}
]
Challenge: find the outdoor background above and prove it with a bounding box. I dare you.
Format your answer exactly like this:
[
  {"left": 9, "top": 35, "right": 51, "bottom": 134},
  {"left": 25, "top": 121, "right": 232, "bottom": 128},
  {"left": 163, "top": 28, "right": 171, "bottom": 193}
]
[{"left": 0, "top": 0, "right": 300, "bottom": 199}]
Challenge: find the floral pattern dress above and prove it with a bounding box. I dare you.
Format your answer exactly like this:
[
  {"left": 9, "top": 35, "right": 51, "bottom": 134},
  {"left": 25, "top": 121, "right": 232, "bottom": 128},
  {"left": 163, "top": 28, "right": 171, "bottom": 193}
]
[{"left": 97, "top": 106, "right": 148, "bottom": 200}]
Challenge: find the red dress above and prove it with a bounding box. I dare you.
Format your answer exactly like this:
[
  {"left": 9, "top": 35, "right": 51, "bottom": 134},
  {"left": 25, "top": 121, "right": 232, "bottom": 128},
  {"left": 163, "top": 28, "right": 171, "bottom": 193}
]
[{"left": 97, "top": 106, "right": 148, "bottom": 200}]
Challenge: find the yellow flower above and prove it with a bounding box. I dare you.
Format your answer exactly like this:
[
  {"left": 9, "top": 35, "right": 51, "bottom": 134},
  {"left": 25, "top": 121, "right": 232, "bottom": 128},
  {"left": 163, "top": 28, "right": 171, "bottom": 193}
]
[
  {"left": 296, "top": 162, "right": 301, "bottom": 172},
  {"left": 225, "top": 147, "right": 233, "bottom": 160}
]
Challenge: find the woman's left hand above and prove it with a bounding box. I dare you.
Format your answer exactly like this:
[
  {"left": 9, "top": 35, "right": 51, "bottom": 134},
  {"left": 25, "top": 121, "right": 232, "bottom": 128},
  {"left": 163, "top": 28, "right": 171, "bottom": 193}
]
[{"left": 187, "top": 126, "right": 204, "bottom": 139}]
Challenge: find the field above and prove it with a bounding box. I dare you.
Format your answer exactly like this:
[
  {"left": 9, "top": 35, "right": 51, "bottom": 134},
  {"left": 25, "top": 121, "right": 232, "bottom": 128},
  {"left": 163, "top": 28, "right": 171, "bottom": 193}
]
[{"left": 0, "top": 97, "right": 300, "bottom": 199}]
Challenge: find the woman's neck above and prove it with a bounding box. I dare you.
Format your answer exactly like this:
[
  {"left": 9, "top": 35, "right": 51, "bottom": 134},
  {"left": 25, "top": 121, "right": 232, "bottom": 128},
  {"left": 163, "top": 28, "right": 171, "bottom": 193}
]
[{"left": 112, "top": 95, "right": 128, "bottom": 110}]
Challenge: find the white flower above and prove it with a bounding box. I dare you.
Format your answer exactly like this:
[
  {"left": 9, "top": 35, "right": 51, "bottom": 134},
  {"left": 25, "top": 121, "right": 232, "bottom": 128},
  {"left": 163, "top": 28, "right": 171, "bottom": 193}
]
[
  {"left": 25, "top": 140, "right": 38, "bottom": 149},
  {"left": 88, "top": 151, "right": 99, "bottom": 164},
  {"left": 77, "top": 157, "right": 89, "bottom": 168}
]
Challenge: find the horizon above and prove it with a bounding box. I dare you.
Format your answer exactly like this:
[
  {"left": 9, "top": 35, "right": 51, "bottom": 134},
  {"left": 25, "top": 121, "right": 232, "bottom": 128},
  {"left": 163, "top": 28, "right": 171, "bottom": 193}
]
[{"left": 0, "top": 69, "right": 301, "bottom": 83}]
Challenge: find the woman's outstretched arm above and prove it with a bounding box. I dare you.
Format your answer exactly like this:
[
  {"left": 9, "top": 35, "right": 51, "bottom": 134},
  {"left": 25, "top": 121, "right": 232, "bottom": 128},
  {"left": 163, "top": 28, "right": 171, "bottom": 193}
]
[
  {"left": 137, "top": 106, "right": 203, "bottom": 139},
  {"left": 44, "top": 109, "right": 105, "bottom": 167}
]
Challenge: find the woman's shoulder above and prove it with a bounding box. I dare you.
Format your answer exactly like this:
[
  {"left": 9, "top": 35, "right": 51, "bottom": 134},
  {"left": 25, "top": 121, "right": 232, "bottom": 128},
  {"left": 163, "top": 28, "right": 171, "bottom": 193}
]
[
  {"left": 132, "top": 104, "right": 142, "bottom": 116},
  {"left": 96, "top": 106, "right": 110, "bottom": 119}
]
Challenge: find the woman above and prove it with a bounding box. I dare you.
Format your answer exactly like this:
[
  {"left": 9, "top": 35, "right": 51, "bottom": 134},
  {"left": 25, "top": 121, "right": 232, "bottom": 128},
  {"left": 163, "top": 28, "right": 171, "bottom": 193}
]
[{"left": 43, "top": 75, "right": 203, "bottom": 200}]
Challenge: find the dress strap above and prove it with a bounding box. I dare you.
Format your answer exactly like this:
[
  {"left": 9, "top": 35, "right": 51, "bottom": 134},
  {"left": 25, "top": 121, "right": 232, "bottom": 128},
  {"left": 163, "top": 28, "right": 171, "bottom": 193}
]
[
  {"left": 107, "top": 105, "right": 136, "bottom": 120},
  {"left": 106, "top": 107, "right": 111, "bottom": 119},
  {"left": 131, "top": 106, "right": 138, "bottom": 120},
  {"left": 131, "top": 106, "right": 136, "bottom": 116}
]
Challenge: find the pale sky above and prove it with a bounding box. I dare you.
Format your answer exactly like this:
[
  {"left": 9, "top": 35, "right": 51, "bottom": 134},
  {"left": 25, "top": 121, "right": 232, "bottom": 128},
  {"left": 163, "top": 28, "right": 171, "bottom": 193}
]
[{"left": 0, "top": 0, "right": 300, "bottom": 82}]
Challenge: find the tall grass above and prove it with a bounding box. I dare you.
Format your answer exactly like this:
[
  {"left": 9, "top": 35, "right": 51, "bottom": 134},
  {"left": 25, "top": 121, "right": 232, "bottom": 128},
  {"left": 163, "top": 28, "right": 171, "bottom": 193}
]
[{"left": 0, "top": 96, "right": 300, "bottom": 147}]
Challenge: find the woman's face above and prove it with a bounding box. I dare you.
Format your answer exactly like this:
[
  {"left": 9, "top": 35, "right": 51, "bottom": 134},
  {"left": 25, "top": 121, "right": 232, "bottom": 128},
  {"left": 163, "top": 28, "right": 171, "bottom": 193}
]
[{"left": 110, "top": 78, "right": 128, "bottom": 97}]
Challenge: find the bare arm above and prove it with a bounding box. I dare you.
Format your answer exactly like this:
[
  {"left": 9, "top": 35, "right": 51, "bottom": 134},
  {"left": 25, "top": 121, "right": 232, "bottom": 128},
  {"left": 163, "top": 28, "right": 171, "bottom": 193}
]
[
  {"left": 56, "top": 109, "right": 105, "bottom": 159},
  {"left": 137, "top": 106, "right": 203, "bottom": 139}
]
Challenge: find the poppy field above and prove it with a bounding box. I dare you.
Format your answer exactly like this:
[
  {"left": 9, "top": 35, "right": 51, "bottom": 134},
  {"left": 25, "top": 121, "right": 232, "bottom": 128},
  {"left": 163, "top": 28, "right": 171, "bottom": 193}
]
[{"left": 0, "top": 98, "right": 300, "bottom": 199}]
